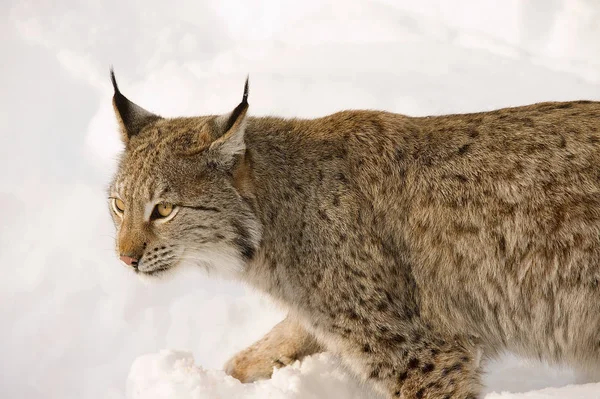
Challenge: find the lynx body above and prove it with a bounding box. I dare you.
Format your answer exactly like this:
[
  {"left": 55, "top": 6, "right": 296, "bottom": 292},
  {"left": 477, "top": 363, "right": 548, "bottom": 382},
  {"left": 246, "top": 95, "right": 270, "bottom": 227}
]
[{"left": 108, "top": 73, "right": 600, "bottom": 398}]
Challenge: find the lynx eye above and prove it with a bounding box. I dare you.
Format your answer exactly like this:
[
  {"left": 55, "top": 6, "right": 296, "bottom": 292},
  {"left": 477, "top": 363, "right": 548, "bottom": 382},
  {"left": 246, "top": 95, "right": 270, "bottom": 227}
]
[
  {"left": 152, "top": 202, "right": 176, "bottom": 220},
  {"left": 112, "top": 198, "right": 125, "bottom": 215}
]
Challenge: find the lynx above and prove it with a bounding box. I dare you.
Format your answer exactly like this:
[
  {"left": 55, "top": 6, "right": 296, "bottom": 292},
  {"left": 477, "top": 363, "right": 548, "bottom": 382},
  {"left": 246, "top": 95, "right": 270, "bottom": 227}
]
[{"left": 108, "top": 70, "right": 600, "bottom": 398}]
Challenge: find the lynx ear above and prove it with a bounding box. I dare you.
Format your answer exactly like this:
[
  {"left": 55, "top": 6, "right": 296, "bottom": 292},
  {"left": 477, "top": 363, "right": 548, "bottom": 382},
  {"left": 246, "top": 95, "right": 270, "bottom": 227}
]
[
  {"left": 208, "top": 77, "right": 249, "bottom": 165},
  {"left": 110, "top": 68, "right": 160, "bottom": 143}
]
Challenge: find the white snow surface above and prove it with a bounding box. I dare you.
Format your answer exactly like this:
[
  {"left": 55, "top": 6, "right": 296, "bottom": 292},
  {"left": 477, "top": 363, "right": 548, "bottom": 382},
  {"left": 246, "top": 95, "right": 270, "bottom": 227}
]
[
  {"left": 2, "top": 0, "right": 600, "bottom": 398},
  {"left": 126, "top": 350, "right": 600, "bottom": 399}
]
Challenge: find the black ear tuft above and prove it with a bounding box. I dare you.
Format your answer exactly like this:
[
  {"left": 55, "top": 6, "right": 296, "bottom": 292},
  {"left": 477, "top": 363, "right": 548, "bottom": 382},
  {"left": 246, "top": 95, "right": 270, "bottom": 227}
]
[
  {"left": 242, "top": 75, "right": 249, "bottom": 105},
  {"left": 110, "top": 67, "right": 160, "bottom": 142},
  {"left": 110, "top": 67, "right": 120, "bottom": 94},
  {"left": 223, "top": 76, "right": 250, "bottom": 133}
]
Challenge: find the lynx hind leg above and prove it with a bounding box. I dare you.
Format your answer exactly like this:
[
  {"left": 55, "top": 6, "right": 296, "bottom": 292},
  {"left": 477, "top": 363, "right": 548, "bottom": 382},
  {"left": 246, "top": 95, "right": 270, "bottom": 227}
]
[
  {"left": 399, "top": 345, "right": 482, "bottom": 399},
  {"left": 224, "top": 316, "right": 323, "bottom": 383},
  {"left": 366, "top": 333, "right": 483, "bottom": 399}
]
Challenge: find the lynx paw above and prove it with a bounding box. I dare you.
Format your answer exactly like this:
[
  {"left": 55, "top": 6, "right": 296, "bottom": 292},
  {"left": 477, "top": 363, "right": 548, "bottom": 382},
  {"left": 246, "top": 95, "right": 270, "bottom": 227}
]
[
  {"left": 223, "top": 317, "right": 322, "bottom": 383},
  {"left": 224, "top": 350, "right": 296, "bottom": 383}
]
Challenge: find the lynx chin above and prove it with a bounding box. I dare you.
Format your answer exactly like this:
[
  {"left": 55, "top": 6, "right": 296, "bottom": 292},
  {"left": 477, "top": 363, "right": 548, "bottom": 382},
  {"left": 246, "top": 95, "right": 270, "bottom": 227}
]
[{"left": 108, "top": 70, "right": 600, "bottom": 399}]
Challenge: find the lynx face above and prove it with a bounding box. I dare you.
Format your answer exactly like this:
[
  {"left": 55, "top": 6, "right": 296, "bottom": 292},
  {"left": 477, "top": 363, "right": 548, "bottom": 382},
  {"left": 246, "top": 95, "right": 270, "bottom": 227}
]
[{"left": 108, "top": 72, "right": 260, "bottom": 278}]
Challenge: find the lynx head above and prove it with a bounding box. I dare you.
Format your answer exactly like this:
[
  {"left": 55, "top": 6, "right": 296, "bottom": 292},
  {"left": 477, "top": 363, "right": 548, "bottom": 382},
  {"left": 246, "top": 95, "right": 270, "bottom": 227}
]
[{"left": 108, "top": 70, "right": 260, "bottom": 279}]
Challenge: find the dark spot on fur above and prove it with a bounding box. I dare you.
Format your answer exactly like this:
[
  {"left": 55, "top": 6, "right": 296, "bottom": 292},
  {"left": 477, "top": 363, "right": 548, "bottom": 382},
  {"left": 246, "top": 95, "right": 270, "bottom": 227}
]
[
  {"left": 378, "top": 325, "right": 389, "bottom": 334},
  {"left": 236, "top": 241, "right": 254, "bottom": 260},
  {"left": 392, "top": 334, "right": 406, "bottom": 344},
  {"left": 458, "top": 144, "right": 470, "bottom": 155},
  {"left": 559, "top": 135, "right": 567, "bottom": 148},
  {"left": 521, "top": 117, "right": 534, "bottom": 127},
  {"left": 525, "top": 142, "right": 546, "bottom": 154},
  {"left": 442, "top": 363, "right": 463, "bottom": 376},
  {"left": 333, "top": 194, "right": 340, "bottom": 206},
  {"left": 498, "top": 235, "right": 506, "bottom": 255},
  {"left": 363, "top": 344, "right": 372, "bottom": 353},
  {"left": 398, "top": 371, "right": 408, "bottom": 382},
  {"left": 422, "top": 363, "right": 435, "bottom": 373},
  {"left": 318, "top": 209, "right": 331, "bottom": 222},
  {"left": 392, "top": 146, "right": 404, "bottom": 162},
  {"left": 385, "top": 291, "right": 394, "bottom": 303},
  {"left": 416, "top": 388, "right": 425, "bottom": 398},
  {"left": 335, "top": 172, "right": 349, "bottom": 184},
  {"left": 394, "top": 391, "right": 401, "bottom": 397},
  {"left": 455, "top": 174, "right": 468, "bottom": 183},
  {"left": 348, "top": 310, "right": 360, "bottom": 320},
  {"left": 444, "top": 173, "right": 468, "bottom": 183},
  {"left": 455, "top": 223, "right": 479, "bottom": 235},
  {"left": 231, "top": 220, "right": 255, "bottom": 261},
  {"left": 556, "top": 102, "right": 574, "bottom": 109},
  {"left": 369, "top": 367, "right": 380, "bottom": 379},
  {"left": 407, "top": 358, "right": 420, "bottom": 369}
]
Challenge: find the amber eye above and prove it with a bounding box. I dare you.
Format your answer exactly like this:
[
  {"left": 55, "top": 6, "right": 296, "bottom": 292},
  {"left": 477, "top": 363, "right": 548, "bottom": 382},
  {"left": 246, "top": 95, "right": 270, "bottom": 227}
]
[
  {"left": 113, "top": 198, "right": 125, "bottom": 214},
  {"left": 153, "top": 202, "right": 174, "bottom": 219}
]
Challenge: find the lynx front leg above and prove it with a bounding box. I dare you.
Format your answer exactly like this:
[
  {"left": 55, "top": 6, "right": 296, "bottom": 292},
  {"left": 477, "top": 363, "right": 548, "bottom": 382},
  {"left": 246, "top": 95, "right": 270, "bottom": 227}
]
[
  {"left": 354, "top": 329, "right": 483, "bottom": 399},
  {"left": 224, "top": 316, "right": 323, "bottom": 382}
]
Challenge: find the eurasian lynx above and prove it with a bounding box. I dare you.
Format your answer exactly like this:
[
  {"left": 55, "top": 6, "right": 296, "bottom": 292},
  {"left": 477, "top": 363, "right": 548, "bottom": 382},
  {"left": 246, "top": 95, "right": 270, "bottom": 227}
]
[{"left": 108, "top": 71, "right": 600, "bottom": 398}]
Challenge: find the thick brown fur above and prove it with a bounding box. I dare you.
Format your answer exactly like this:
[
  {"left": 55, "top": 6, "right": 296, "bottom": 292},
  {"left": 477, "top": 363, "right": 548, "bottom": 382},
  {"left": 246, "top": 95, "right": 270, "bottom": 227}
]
[{"left": 108, "top": 77, "right": 600, "bottom": 399}]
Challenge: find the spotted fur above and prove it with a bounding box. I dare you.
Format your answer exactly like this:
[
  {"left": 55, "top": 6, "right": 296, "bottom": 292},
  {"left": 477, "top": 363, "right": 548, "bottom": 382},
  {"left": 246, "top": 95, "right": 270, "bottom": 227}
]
[{"left": 108, "top": 73, "right": 600, "bottom": 398}]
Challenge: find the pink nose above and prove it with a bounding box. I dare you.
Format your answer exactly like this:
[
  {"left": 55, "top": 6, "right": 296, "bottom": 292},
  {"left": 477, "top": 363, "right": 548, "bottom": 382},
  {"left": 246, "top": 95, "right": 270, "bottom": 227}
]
[{"left": 120, "top": 255, "right": 139, "bottom": 267}]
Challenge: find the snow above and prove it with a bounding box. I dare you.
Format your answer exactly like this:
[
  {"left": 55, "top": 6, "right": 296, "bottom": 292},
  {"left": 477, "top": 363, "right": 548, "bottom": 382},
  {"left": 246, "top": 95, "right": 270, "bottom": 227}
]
[
  {"left": 127, "top": 351, "right": 600, "bottom": 399},
  {"left": 2, "top": 0, "right": 600, "bottom": 398},
  {"left": 127, "top": 351, "right": 376, "bottom": 399}
]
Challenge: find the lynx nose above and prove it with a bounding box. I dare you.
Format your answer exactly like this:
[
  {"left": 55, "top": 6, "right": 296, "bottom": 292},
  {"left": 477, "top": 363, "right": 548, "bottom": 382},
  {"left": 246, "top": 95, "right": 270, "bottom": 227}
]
[{"left": 120, "top": 255, "right": 139, "bottom": 268}]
